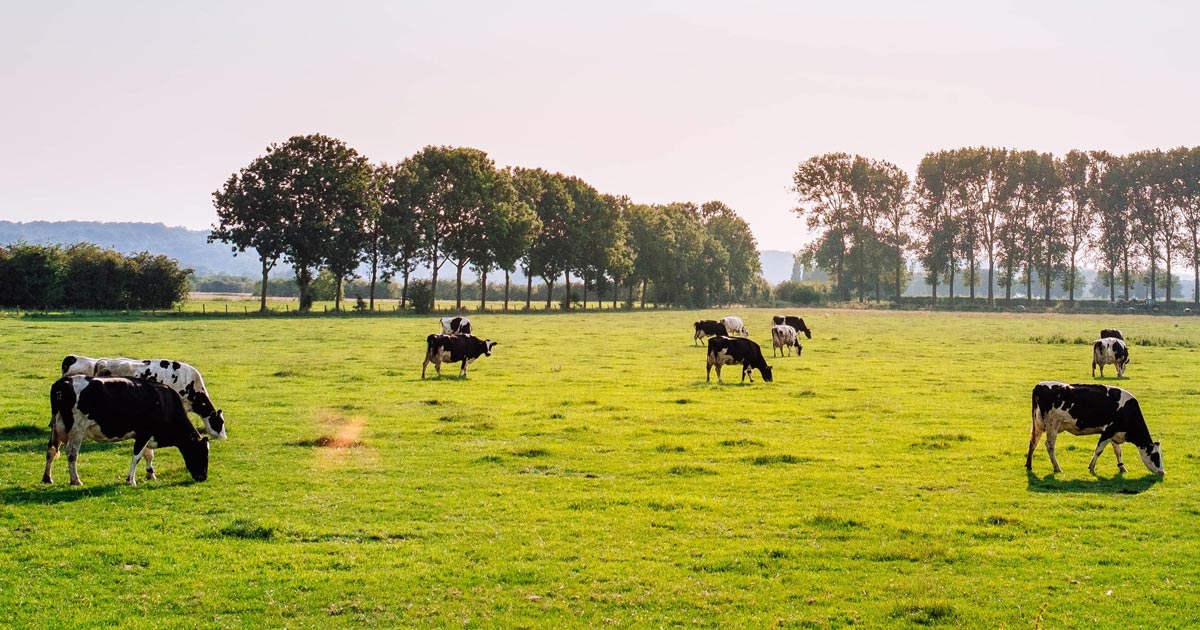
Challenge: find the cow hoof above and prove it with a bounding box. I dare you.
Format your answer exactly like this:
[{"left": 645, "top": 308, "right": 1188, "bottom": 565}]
[
  {"left": 1118, "top": 465, "right": 1127, "bottom": 473},
  {"left": 127, "top": 479, "right": 138, "bottom": 487},
  {"left": 42, "top": 475, "right": 52, "bottom": 484},
  {"left": 70, "top": 480, "right": 83, "bottom": 487},
  {"left": 147, "top": 472, "right": 157, "bottom": 480}
]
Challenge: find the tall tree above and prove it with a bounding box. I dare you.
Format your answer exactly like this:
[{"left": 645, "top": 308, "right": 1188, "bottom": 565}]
[
  {"left": 518, "top": 168, "right": 576, "bottom": 308},
  {"left": 915, "top": 151, "right": 954, "bottom": 303},
  {"left": 376, "top": 162, "right": 425, "bottom": 308},
  {"left": 210, "top": 151, "right": 290, "bottom": 312},
  {"left": 1175, "top": 147, "right": 1200, "bottom": 305},
  {"left": 792, "top": 154, "right": 857, "bottom": 301},
  {"left": 1058, "top": 150, "right": 1099, "bottom": 305}
]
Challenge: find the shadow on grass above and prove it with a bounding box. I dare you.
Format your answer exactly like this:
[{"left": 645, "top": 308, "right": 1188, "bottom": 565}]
[
  {"left": 0, "top": 483, "right": 123, "bottom": 505},
  {"left": 1026, "top": 470, "right": 1162, "bottom": 494},
  {"left": 0, "top": 424, "right": 48, "bottom": 454}
]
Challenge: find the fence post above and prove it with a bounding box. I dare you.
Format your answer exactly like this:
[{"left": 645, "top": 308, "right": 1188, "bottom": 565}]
[{"left": 202, "top": 304, "right": 205, "bottom": 314}]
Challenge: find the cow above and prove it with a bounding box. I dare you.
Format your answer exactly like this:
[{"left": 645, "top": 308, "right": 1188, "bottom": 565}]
[
  {"left": 693, "top": 320, "right": 728, "bottom": 345},
  {"left": 1100, "top": 328, "right": 1124, "bottom": 341},
  {"left": 772, "top": 315, "right": 813, "bottom": 339},
  {"left": 44, "top": 376, "right": 211, "bottom": 486},
  {"left": 422, "top": 334, "right": 497, "bottom": 378},
  {"left": 706, "top": 336, "right": 773, "bottom": 383},
  {"left": 719, "top": 315, "right": 749, "bottom": 337},
  {"left": 770, "top": 324, "right": 802, "bottom": 357},
  {"left": 61, "top": 355, "right": 99, "bottom": 377},
  {"left": 1092, "top": 338, "right": 1129, "bottom": 378},
  {"left": 1027, "top": 381, "right": 1163, "bottom": 475},
  {"left": 93, "top": 358, "right": 226, "bottom": 439},
  {"left": 440, "top": 316, "right": 472, "bottom": 336}
]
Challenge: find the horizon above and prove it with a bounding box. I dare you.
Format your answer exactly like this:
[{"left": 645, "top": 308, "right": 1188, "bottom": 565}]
[{"left": 4, "top": 2, "right": 1200, "bottom": 251}]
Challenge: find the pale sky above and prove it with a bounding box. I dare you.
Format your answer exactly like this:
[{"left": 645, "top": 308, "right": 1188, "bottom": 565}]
[{"left": 2, "top": 1, "right": 1198, "bottom": 252}]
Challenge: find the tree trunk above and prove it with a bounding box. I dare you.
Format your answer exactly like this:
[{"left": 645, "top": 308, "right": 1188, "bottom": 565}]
[
  {"left": 455, "top": 263, "right": 464, "bottom": 310},
  {"left": 563, "top": 271, "right": 571, "bottom": 309},
  {"left": 368, "top": 249, "right": 379, "bottom": 311},
  {"left": 1026, "top": 263, "right": 1034, "bottom": 307},
  {"left": 987, "top": 253, "right": 995, "bottom": 306},
  {"left": 545, "top": 278, "right": 554, "bottom": 309},
  {"left": 640, "top": 279, "right": 647, "bottom": 308},
  {"left": 479, "top": 268, "right": 488, "bottom": 311},
  {"left": 259, "top": 257, "right": 271, "bottom": 313},
  {"left": 581, "top": 273, "right": 588, "bottom": 309},
  {"left": 930, "top": 276, "right": 938, "bottom": 305},
  {"left": 298, "top": 267, "right": 312, "bottom": 312},
  {"left": 968, "top": 255, "right": 976, "bottom": 300},
  {"left": 1068, "top": 252, "right": 1076, "bottom": 305},
  {"left": 504, "top": 270, "right": 511, "bottom": 311},
  {"left": 1166, "top": 241, "right": 1173, "bottom": 303},
  {"left": 526, "top": 274, "right": 533, "bottom": 310},
  {"left": 430, "top": 245, "right": 440, "bottom": 312},
  {"left": 895, "top": 247, "right": 903, "bottom": 301},
  {"left": 401, "top": 269, "right": 410, "bottom": 308},
  {"left": 335, "top": 275, "right": 343, "bottom": 312}
]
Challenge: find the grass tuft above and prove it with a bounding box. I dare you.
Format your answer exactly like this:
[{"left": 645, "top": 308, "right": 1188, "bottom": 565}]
[
  {"left": 718, "top": 438, "right": 765, "bottom": 447},
  {"left": 292, "top": 436, "right": 364, "bottom": 448},
  {"left": 655, "top": 444, "right": 686, "bottom": 453},
  {"left": 668, "top": 465, "right": 717, "bottom": 476},
  {"left": 217, "top": 519, "right": 276, "bottom": 541},
  {"left": 513, "top": 448, "right": 550, "bottom": 458},
  {"left": 889, "top": 602, "right": 957, "bottom": 625},
  {"left": 748, "top": 454, "right": 806, "bottom": 465}
]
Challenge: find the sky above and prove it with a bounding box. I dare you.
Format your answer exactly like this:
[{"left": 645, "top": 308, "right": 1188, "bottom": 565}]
[{"left": 2, "top": 0, "right": 1199, "bottom": 252}]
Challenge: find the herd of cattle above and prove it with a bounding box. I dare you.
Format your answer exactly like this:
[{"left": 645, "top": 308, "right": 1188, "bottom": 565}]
[{"left": 39, "top": 315, "right": 1167, "bottom": 487}]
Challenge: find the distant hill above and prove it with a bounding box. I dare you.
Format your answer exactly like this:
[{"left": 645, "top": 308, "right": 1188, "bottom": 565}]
[{"left": 0, "top": 221, "right": 796, "bottom": 285}]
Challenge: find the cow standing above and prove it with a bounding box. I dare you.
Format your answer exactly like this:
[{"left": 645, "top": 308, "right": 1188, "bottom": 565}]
[
  {"left": 772, "top": 315, "right": 813, "bottom": 339},
  {"left": 1027, "top": 381, "right": 1163, "bottom": 475},
  {"left": 92, "top": 358, "right": 227, "bottom": 439},
  {"left": 770, "top": 324, "right": 802, "bottom": 357},
  {"left": 1092, "top": 338, "right": 1129, "bottom": 378},
  {"left": 440, "top": 316, "right": 472, "bottom": 336},
  {"left": 422, "top": 334, "right": 497, "bottom": 378},
  {"left": 706, "top": 336, "right": 773, "bottom": 383},
  {"left": 719, "top": 316, "right": 749, "bottom": 337},
  {"left": 693, "top": 320, "right": 728, "bottom": 345},
  {"left": 44, "top": 376, "right": 211, "bottom": 486}
]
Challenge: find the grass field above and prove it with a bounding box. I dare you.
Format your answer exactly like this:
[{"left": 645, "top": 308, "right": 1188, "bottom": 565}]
[{"left": 1, "top": 308, "right": 1198, "bottom": 628}]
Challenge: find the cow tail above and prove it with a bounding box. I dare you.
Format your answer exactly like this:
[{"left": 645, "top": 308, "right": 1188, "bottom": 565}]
[
  {"left": 49, "top": 378, "right": 76, "bottom": 434},
  {"left": 1030, "top": 388, "right": 1041, "bottom": 429}
]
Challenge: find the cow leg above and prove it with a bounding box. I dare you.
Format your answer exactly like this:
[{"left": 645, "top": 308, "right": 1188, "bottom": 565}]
[
  {"left": 66, "top": 439, "right": 83, "bottom": 486},
  {"left": 421, "top": 358, "right": 428, "bottom": 379},
  {"left": 143, "top": 446, "right": 157, "bottom": 480},
  {"left": 714, "top": 364, "right": 722, "bottom": 383},
  {"left": 742, "top": 363, "right": 752, "bottom": 383},
  {"left": 1088, "top": 437, "right": 1112, "bottom": 475},
  {"left": 1025, "top": 419, "right": 1044, "bottom": 471},
  {"left": 459, "top": 360, "right": 468, "bottom": 378},
  {"left": 1112, "top": 442, "right": 1127, "bottom": 473},
  {"left": 43, "top": 434, "right": 61, "bottom": 484},
  {"left": 706, "top": 363, "right": 712, "bottom": 382},
  {"left": 127, "top": 437, "right": 151, "bottom": 486},
  {"left": 1092, "top": 360, "right": 1097, "bottom": 378},
  {"left": 1044, "top": 429, "right": 1063, "bottom": 474}
]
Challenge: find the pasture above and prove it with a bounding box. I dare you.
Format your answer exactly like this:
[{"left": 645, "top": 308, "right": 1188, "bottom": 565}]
[{"left": 1, "top": 309, "right": 1198, "bottom": 628}]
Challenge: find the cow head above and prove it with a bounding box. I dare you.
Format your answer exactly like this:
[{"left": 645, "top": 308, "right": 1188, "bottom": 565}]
[
  {"left": 760, "top": 364, "right": 773, "bottom": 382},
  {"left": 182, "top": 434, "right": 211, "bottom": 482},
  {"left": 484, "top": 340, "right": 498, "bottom": 356},
  {"left": 1138, "top": 441, "right": 1164, "bottom": 475},
  {"left": 187, "top": 388, "right": 227, "bottom": 439}
]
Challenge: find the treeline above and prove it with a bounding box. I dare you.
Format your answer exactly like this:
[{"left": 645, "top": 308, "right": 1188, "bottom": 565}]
[
  {"left": 0, "top": 243, "right": 191, "bottom": 310},
  {"left": 794, "top": 147, "right": 1200, "bottom": 305},
  {"left": 211, "top": 134, "right": 764, "bottom": 312}
]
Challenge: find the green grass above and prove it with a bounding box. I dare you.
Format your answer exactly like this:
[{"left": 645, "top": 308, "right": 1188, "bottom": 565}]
[{"left": 1, "top": 308, "right": 1199, "bottom": 627}]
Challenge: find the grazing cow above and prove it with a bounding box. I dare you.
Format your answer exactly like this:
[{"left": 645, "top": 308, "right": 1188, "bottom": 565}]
[
  {"left": 422, "top": 334, "right": 497, "bottom": 378},
  {"left": 1027, "top": 381, "right": 1163, "bottom": 475},
  {"left": 44, "top": 376, "right": 211, "bottom": 486},
  {"left": 61, "top": 355, "right": 99, "bottom": 377},
  {"left": 706, "top": 336, "right": 773, "bottom": 383},
  {"left": 770, "top": 324, "right": 802, "bottom": 357},
  {"left": 693, "top": 320, "right": 728, "bottom": 345},
  {"left": 719, "top": 315, "right": 749, "bottom": 337},
  {"left": 440, "top": 316, "right": 472, "bottom": 336},
  {"left": 1100, "top": 328, "right": 1124, "bottom": 341},
  {"left": 93, "top": 358, "right": 227, "bottom": 439},
  {"left": 1092, "top": 338, "right": 1129, "bottom": 378},
  {"left": 772, "top": 315, "right": 813, "bottom": 339}
]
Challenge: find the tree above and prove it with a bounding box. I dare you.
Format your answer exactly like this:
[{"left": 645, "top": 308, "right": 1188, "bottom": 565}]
[
  {"left": 1175, "top": 147, "right": 1200, "bottom": 305},
  {"left": 915, "top": 151, "right": 954, "bottom": 303},
  {"left": 1057, "top": 150, "right": 1102, "bottom": 305},
  {"left": 211, "top": 152, "right": 290, "bottom": 312},
  {"left": 866, "top": 159, "right": 912, "bottom": 300},
  {"left": 792, "top": 154, "right": 857, "bottom": 301},
  {"left": 376, "top": 162, "right": 425, "bottom": 308},
  {"left": 517, "top": 168, "right": 576, "bottom": 308}
]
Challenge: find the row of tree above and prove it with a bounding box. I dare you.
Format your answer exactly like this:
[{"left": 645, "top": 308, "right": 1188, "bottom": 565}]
[
  {"left": 0, "top": 243, "right": 191, "bottom": 310},
  {"left": 211, "top": 135, "right": 764, "bottom": 312},
  {"left": 793, "top": 147, "right": 1200, "bottom": 305}
]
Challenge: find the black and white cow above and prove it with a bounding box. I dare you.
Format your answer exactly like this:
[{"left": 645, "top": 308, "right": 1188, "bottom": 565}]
[
  {"left": 1027, "top": 381, "right": 1163, "bottom": 475},
  {"left": 693, "top": 320, "right": 728, "bottom": 345},
  {"left": 422, "top": 334, "right": 497, "bottom": 378},
  {"left": 1092, "top": 338, "right": 1129, "bottom": 378},
  {"left": 706, "top": 336, "right": 773, "bottom": 383},
  {"left": 772, "top": 315, "right": 813, "bottom": 339},
  {"left": 44, "top": 376, "right": 211, "bottom": 486},
  {"left": 92, "top": 358, "right": 227, "bottom": 439},
  {"left": 770, "top": 324, "right": 802, "bottom": 357},
  {"left": 1100, "top": 328, "right": 1124, "bottom": 341},
  {"left": 440, "top": 316, "right": 472, "bottom": 336},
  {"left": 61, "top": 354, "right": 100, "bottom": 377},
  {"left": 719, "top": 315, "right": 749, "bottom": 337}
]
